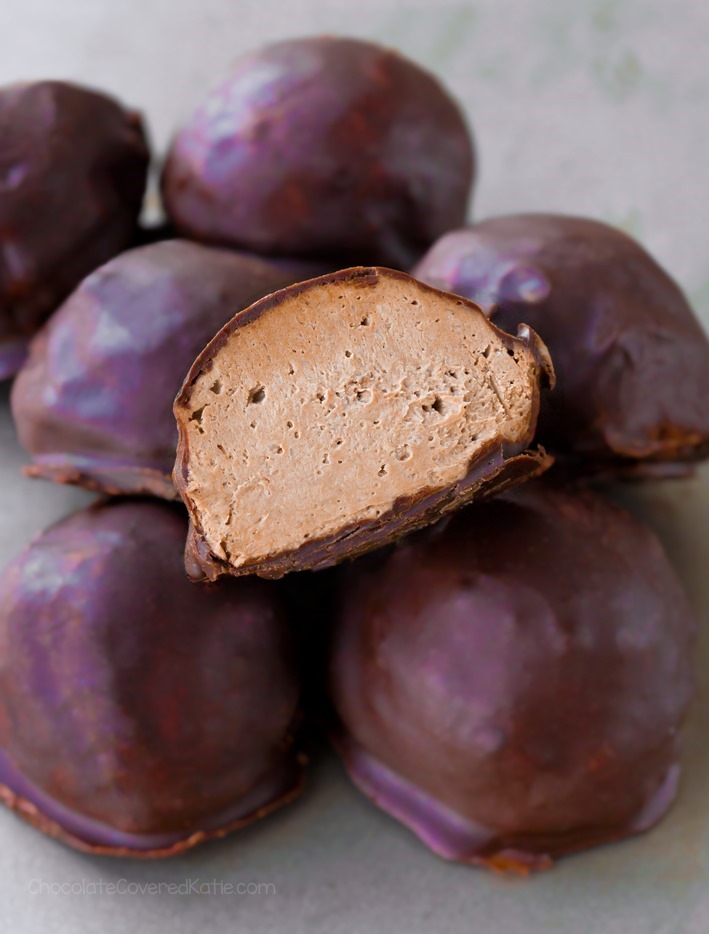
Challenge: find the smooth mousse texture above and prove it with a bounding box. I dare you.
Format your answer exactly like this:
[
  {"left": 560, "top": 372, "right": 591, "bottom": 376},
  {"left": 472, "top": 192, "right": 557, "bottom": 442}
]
[
  {"left": 414, "top": 214, "right": 709, "bottom": 473},
  {"left": 175, "top": 267, "right": 552, "bottom": 580},
  {"left": 0, "top": 499, "right": 302, "bottom": 857},
  {"left": 162, "top": 36, "right": 474, "bottom": 268},
  {"left": 12, "top": 240, "right": 323, "bottom": 498},
  {"left": 0, "top": 81, "right": 149, "bottom": 378},
  {"left": 330, "top": 484, "right": 695, "bottom": 871}
]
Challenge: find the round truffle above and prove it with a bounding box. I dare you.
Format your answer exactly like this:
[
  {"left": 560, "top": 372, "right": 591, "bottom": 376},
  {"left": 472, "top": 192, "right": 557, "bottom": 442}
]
[
  {"left": 173, "top": 266, "right": 552, "bottom": 581},
  {"left": 162, "top": 37, "right": 474, "bottom": 269},
  {"left": 0, "top": 499, "right": 302, "bottom": 857},
  {"left": 330, "top": 484, "right": 695, "bottom": 871},
  {"left": 0, "top": 81, "right": 150, "bottom": 378},
  {"left": 11, "top": 240, "right": 321, "bottom": 498},
  {"left": 413, "top": 215, "right": 709, "bottom": 473}
]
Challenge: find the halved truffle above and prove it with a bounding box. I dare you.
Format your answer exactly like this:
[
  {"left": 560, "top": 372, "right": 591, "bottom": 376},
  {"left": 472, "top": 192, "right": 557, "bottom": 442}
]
[
  {"left": 0, "top": 81, "right": 149, "bottom": 378},
  {"left": 162, "top": 37, "right": 474, "bottom": 269},
  {"left": 12, "top": 240, "right": 321, "bottom": 498},
  {"left": 174, "top": 267, "right": 553, "bottom": 580},
  {"left": 413, "top": 214, "right": 709, "bottom": 474},
  {"left": 330, "top": 484, "right": 696, "bottom": 871},
  {"left": 0, "top": 499, "right": 302, "bottom": 858}
]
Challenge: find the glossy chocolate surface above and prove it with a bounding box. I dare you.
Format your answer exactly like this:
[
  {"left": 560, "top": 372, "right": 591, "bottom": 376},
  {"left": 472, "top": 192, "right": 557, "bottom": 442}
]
[
  {"left": 414, "top": 215, "right": 709, "bottom": 472},
  {"left": 162, "top": 37, "right": 474, "bottom": 269},
  {"left": 330, "top": 483, "right": 695, "bottom": 870},
  {"left": 0, "top": 81, "right": 149, "bottom": 377},
  {"left": 0, "top": 499, "right": 302, "bottom": 857},
  {"left": 11, "top": 240, "right": 320, "bottom": 498}
]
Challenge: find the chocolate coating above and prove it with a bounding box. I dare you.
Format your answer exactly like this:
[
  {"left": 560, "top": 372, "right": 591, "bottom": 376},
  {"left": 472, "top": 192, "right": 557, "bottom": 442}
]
[
  {"left": 12, "top": 240, "right": 321, "bottom": 498},
  {"left": 0, "top": 499, "right": 302, "bottom": 857},
  {"left": 413, "top": 215, "right": 709, "bottom": 473},
  {"left": 330, "top": 484, "right": 695, "bottom": 870},
  {"left": 0, "top": 81, "right": 150, "bottom": 377},
  {"left": 162, "top": 37, "right": 474, "bottom": 269}
]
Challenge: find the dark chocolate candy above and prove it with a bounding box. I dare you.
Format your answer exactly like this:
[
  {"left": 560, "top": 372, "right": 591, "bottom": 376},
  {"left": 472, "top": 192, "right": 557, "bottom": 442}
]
[
  {"left": 0, "top": 499, "right": 302, "bottom": 857},
  {"left": 11, "top": 240, "right": 322, "bottom": 498},
  {"left": 162, "top": 37, "right": 474, "bottom": 269},
  {"left": 174, "top": 266, "right": 553, "bottom": 581},
  {"left": 330, "top": 483, "right": 695, "bottom": 871},
  {"left": 0, "top": 81, "right": 149, "bottom": 378},
  {"left": 413, "top": 214, "right": 709, "bottom": 474}
]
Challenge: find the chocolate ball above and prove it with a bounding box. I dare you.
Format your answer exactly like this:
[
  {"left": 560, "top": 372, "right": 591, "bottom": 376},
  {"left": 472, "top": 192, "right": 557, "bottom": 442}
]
[
  {"left": 0, "top": 499, "right": 302, "bottom": 857},
  {"left": 162, "top": 37, "right": 474, "bottom": 269},
  {"left": 174, "top": 266, "right": 552, "bottom": 581},
  {"left": 330, "top": 484, "right": 695, "bottom": 870},
  {"left": 0, "top": 81, "right": 150, "bottom": 378},
  {"left": 413, "top": 215, "right": 709, "bottom": 474},
  {"left": 12, "top": 240, "right": 321, "bottom": 498}
]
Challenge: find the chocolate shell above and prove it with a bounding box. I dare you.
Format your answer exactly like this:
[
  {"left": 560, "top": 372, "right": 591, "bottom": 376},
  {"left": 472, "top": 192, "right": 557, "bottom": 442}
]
[
  {"left": 0, "top": 499, "right": 302, "bottom": 857},
  {"left": 330, "top": 484, "right": 695, "bottom": 871},
  {"left": 162, "top": 37, "right": 474, "bottom": 269},
  {"left": 0, "top": 81, "right": 149, "bottom": 378},
  {"left": 11, "top": 240, "right": 321, "bottom": 498},
  {"left": 413, "top": 215, "right": 709, "bottom": 474},
  {"left": 174, "top": 266, "right": 553, "bottom": 581}
]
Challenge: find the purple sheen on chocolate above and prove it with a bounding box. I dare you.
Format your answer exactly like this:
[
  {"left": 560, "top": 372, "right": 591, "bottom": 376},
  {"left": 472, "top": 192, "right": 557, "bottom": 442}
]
[
  {"left": 329, "top": 484, "right": 695, "bottom": 870},
  {"left": 0, "top": 337, "right": 29, "bottom": 380},
  {"left": 498, "top": 264, "right": 551, "bottom": 305},
  {"left": 0, "top": 748, "right": 301, "bottom": 857},
  {"left": 162, "top": 37, "right": 474, "bottom": 269},
  {"left": 334, "top": 733, "right": 681, "bottom": 873},
  {"left": 11, "top": 240, "right": 321, "bottom": 498},
  {"left": 413, "top": 215, "right": 709, "bottom": 471},
  {"left": 334, "top": 733, "right": 504, "bottom": 861},
  {"left": 0, "top": 499, "right": 303, "bottom": 857},
  {"left": 22, "top": 454, "right": 176, "bottom": 499},
  {"left": 0, "top": 81, "right": 149, "bottom": 349}
]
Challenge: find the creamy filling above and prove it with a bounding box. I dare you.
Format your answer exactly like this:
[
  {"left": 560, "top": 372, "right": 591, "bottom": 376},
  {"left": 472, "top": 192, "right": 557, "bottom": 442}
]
[{"left": 180, "top": 274, "right": 538, "bottom": 565}]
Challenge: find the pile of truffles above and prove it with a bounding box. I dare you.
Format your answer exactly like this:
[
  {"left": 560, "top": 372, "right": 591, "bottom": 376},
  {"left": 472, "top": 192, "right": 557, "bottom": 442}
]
[{"left": 0, "top": 36, "right": 706, "bottom": 871}]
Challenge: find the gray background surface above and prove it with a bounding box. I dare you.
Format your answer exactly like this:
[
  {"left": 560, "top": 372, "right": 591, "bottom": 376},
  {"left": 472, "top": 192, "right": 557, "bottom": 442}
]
[{"left": 1, "top": 0, "right": 708, "bottom": 931}]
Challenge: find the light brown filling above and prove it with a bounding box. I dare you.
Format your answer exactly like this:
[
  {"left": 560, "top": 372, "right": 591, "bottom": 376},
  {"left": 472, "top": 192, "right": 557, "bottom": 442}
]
[{"left": 180, "top": 273, "right": 538, "bottom": 566}]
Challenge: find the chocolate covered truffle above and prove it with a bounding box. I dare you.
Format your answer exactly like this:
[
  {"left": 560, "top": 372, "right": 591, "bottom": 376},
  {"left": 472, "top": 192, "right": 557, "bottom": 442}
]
[
  {"left": 330, "top": 484, "right": 695, "bottom": 871},
  {"left": 414, "top": 215, "right": 709, "bottom": 474},
  {"left": 162, "top": 37, "right": 474, "bottom": 269},
  {"left": 12, "top": 240, "right": 320, "bottom": 498},
  {"left": 0, "top": 499, "right": 302, "bottom": 857},
  {"left": 175, "top": 266, "right": 553, "bottom": 581},
  {"left": 0, "top": 81, "right": 150, "bottom": 378}
]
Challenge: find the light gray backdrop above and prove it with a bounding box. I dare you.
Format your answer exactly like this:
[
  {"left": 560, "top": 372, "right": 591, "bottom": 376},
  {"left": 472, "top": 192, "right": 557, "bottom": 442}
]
[{"left": 1, "top": 1, "right": 708, "bottom": 932}]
